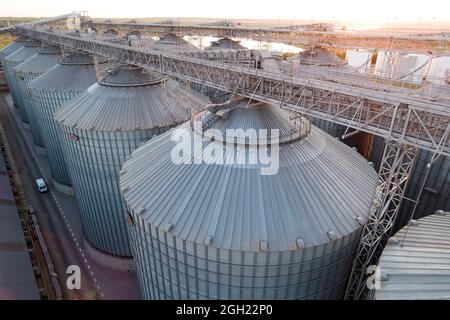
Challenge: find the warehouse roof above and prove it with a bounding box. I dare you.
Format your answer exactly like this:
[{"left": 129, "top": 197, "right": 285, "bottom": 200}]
[{"left": 0, "top": 157, "right": 40, "bottom": 300}]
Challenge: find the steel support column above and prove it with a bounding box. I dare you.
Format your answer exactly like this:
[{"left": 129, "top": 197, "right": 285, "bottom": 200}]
[{"left": 344, "top": 140, "right": 417, "bottom": 300}]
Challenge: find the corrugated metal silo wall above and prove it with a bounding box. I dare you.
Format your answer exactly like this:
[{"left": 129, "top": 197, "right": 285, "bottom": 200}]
[
  {"left": 15, "top": 70, "right": 47, "bottom": 147},
  {"left": 5, "top": 47, "right": 40, "bottom": 121},
  {"left": 309, "top": 118, "right": 359, "bottom": 149},
  {"left": 0, "top": 42, "right": 25, "bottom": 96},
  {"left": 30, "top": 90, "right": 78, "bottom": 186},
  {"left": 395, "top": 149, "right": 450, "bottom": 230},
  {"left": 58, "top": 126, "right": 170, "bottom": 257},
  {"left": 126, "top": 214, "right": 363, "bottom": 300},
  {"left": 5, "top": 54, "right": 25, "bottom": 111}
]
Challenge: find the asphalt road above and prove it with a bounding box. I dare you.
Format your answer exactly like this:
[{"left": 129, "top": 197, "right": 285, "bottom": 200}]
[{"left": 0, "top": 95, "right": 99, "bottom": 300}]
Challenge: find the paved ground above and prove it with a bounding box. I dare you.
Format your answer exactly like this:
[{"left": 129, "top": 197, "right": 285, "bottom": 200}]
[{"left": 0, "top": 94, "right": 140, "bottom": 300}]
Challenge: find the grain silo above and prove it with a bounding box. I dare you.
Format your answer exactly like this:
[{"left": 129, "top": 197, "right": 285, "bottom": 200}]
[
  {"left": 55, "top": 66, "right": 210, "bottom": 268},
  {"left": 395, "top": 149, "right": 450, "bottom": 229},
  {"left": 293, "top": 47, "right": 347, "bottom": 67},
  {"left": 3, "top": 40, "right": 41, "bottom": 122},
  {"left": 120, "top": 99, "right": 378, "bottom": 299},
  {"left": 14, "top": 46, "right": 61, "bottom": 153},
  {"left": 155, "top": 33, "right": 199, "bottom": 52},
  {"left": 0, "top": 38, "right": 27, "bottom": 92},
  {"left": 375, "top": 211, "right": 450, "bottom": 300},
  {"left": 206, "top": 38, "right": 245, "bottom": 50},
  {"left": 28, "top": 53, "right": 98, "bottom": 195}
]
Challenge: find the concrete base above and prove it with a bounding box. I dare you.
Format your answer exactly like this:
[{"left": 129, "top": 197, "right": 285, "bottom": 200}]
[
  {"left": 85, "top": 240, "right": 135, "bottom": 271},
  {"left": 22, "top": 120, "right": 30, "bottom": 130},
  {"left": 34, "top": 144, "right": 47, "bottom": 157},
  {"left": 52, "top": 178, "right": 75, "bottom": 196}
]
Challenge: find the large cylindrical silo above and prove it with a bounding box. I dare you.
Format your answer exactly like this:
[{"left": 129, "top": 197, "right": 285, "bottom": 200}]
[
  {"left": 28, "top": 53, "right": 98, "bottom": 195},
  {"left": 120, "top": 100, "right": 378, "bottom": 299},
  {"left": 4, "top": 40, "right": 41, "bottom": 122},
  {"left": 14, "top": 46, "right": 61, "bottom": 153},
  {"left": 55, "top": 66, "right": 210, "bottom": 268},
  {"left": 0, "top": 38, "right": 27, "bottom": 92}
]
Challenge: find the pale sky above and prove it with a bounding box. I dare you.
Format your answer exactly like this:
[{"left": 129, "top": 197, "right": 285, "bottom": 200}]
[{"left": 1, "top": 0, "right": 450, "bottom": 23}]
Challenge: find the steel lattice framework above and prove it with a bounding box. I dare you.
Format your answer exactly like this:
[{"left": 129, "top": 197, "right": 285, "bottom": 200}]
[
  {"left": 14, "top": 23, "right": 450, "bottom": 300},
  {"left": 86, "top": 20, "right": 450, "bottom": 55}
]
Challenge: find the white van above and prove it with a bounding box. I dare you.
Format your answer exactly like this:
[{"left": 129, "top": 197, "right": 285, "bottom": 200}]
[{"left": 36, "top": 178, "right": 48, "bottom": 193}]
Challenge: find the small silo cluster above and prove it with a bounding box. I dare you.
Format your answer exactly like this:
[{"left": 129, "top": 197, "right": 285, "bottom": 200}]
[
  {"left": 14, "top": 46, "right": 61, "bottom": 153},
  {"left": 55, "top": 66, "right": 210, "bottom": 268},
  {"left": 120, "top": 99, "right": 378, "bottom": 299},
  {"left": 28, "top": 52, "right": 98, "bottom": 195},
  {"left": 3, "top": 40, "right": 41, "bottom": 123}
]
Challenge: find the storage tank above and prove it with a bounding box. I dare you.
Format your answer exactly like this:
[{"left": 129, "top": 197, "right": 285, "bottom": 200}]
[
  {"left": 345, "top": 49, "right": 374, "bottom": 74},
  {"left": 0, "top": 38, "right": 27, "bottom": 91},
  {"left": 3, "top": 40, "right": 41, "bottom": 122},
  {"left": 375, "top": 51, "right": 431, "bottom": 82},
  {"left": 427, "top": 56, "right": 450, "bottom": 85},
  {"left": 375, "top": 211, "right": 450, "bottom": 300},
  {"left": 28, "top": 53, "right": 98, "bottom": 195},
  {"left": 206, "top": 38, "right": 245, "bottom": 50},
  {"left": 0, "top": 38, "right": 27, "bottom": 65},
  {"left": 55, "top": 66, "right": 210, "bottom": 268},
  {"left": 155, "top": 33, "right": 199, "bottom": 52},
  {"left": 395, "top": 149, "right": 450, "bottom": 229},
  {"left": 293, "top": 47, "right": 347, "bottom": 67},
  {"left": 120, "top": 99, "right": 378, "bottom": 299},
  {"left": 14, "top": 46, "right": 61, "bottom": 153}
]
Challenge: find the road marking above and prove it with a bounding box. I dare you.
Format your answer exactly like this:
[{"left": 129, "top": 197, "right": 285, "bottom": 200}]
[{"left": 6, "top": 106, "right": 106, "bottom": 300}]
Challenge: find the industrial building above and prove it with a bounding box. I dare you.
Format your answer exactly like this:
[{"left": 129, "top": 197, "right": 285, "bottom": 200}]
[
  {"left": 0, "top": 12, "right": 449, "bottom": 300},
  {"left": 55, "top": 65, "right": 210, "bottom": 268}
]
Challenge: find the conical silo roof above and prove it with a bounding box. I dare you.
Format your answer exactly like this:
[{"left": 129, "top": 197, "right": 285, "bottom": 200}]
[
  {"left": 54, "top": 66, "right": 211, "bottom": 260},
  {"left": 156, "top": 33, "right": 199, "bottom": 51},
  {"left": 5, "top": 40, "right": 41, "bottom": 65},
  {"left": 55, "top": 66, "right": 210, "bottom": 131},
  {"left": 14, "top": 46, "right": 61, "bottom": 148},
  {"left": 28, "top": 53, "right": 97, "bottom": 92},
  {"left": 206, "top": 38, "right": 245, "bottom": 50},
  {"left": 121, "top": 100, "right": 377, "bottom": 252},
  {"left": 14, "top": 46, "right": 61, "bottom": 75},
  {"left": 294, "top": 47, "right": 346, "bottom": 66},
  {"left": 121, "top": 100, "right": 378, "bottom": 300},
  {"left": 0, "top": 38, "right": 27, "bottom": 63}
]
